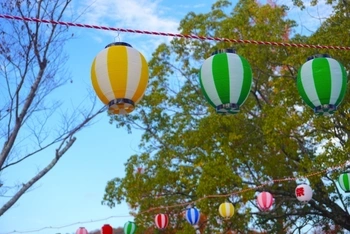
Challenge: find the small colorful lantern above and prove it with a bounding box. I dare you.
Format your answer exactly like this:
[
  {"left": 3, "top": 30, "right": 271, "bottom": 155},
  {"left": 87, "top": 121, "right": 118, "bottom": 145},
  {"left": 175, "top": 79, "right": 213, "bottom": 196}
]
[
  {"left": 338, "top": 172, "right": 350, "bottom": 192},
  {"left": 218, "top": 202, "right": 235, "bottom": 219},
  {"left": 257, "top": 192, "right": 273, "bottom": 211},
  {"left": 155, "top": 213, "right": 169, "bottom": 230},
  {"left": 101, "top": 224, "right": 113, "bottom": 234},
  {"left": 295, "top": 184, "right": 313, "bottom": 202},
  {"left": 76, "top": 227, "right": 88, "bottom": 234},
  {"left": 199, "top": 49, "right": 253, "bottom": 114},
  {"left": 124, "top": 221, "right": 137, "bottom": 234},
  {"left": 297, "top": 54, "right": 347, "bottom": 115},
  {"left": 91, "top": 42, "right": 149, "bottom": 115},
  {"left": 185, "top": 207, "right": 200, "bottom": 226}
]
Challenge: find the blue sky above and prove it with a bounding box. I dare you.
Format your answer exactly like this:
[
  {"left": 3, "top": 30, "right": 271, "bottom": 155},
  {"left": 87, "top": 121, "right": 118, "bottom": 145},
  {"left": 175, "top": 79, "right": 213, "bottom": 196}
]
[{"left": 0, "top": 0, "right": 333, "bottom": 233}]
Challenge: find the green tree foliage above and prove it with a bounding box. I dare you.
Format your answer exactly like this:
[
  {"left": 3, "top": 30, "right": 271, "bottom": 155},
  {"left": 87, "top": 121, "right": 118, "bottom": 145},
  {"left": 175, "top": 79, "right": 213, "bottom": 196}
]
[{"left": 103, "top": 0, "right": 350, "bottom": 233}]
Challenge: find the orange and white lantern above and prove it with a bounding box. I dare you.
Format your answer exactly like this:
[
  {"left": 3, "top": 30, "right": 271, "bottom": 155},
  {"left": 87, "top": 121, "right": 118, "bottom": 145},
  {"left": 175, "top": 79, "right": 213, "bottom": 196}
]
[{"left": 91, "top": 42, "right": 149, "bottom": 114}]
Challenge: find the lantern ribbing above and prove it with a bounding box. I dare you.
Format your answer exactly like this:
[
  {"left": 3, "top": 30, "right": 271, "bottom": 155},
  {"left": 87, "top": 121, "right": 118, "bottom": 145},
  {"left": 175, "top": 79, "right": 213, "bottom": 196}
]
[{"left": 0, "top": 14, "right": 349, "bottom": 50}]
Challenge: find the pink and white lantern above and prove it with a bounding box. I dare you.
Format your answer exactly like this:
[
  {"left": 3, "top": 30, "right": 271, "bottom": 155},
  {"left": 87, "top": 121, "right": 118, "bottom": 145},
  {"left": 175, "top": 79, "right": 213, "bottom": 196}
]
[
  {"left": 76, "top": 227, "right": 88, "bottom": 234},
  {"left": 257, "top": 191, "right": 273, "bottom": 211},
  {"left": 295, "top": 184, "right": 313, "bottom": 202}
]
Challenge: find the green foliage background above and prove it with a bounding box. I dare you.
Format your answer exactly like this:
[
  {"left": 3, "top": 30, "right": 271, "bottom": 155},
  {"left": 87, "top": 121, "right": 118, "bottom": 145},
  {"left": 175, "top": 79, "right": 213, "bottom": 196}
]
[{"left": 102, "top": 0, "right": 350, "bottom": 233}]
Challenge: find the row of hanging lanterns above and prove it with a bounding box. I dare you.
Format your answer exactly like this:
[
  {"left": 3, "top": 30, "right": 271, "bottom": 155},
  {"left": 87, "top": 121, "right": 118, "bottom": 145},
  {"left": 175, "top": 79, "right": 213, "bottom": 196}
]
[
  {"left": 76, "top": 224, "right": 114, "bottom": 234},
  {"left": 153, "top": 185, "right": 312, "bottom": 231},
  {"left": 256, "top": 183, "right": 314, "bottom": 211},
  {"left": 75, "top": 222, "right": 137, "bottom": 234},
  {"left": 91, "top": 43, "right": 347, "bottom": 116},
  {"left": 75, "top": 172, "right": 348, "bottom": 233}
]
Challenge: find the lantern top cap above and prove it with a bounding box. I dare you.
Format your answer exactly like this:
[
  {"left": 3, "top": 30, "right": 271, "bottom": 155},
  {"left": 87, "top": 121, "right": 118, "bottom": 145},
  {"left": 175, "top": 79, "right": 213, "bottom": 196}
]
[
  {"left": 211, "top": 48, "right": 236, "bottom": 56},
  {"left": 105, "top": 42, "right": 133, "bottom": 48},
  {"left": 306, "top": 53, "right": 331, "bottom": 61}
]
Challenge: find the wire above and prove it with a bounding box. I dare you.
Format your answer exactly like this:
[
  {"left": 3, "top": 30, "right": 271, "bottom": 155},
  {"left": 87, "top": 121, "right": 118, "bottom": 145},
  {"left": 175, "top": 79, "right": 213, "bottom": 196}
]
[
  {"left": 1, "top": 160, "right": 349, "bottom": 234},
  {"left": 0, "top": 14, "right": 349, "bottom": 50},
  {"left": 0, "top": 215, "right": 131, "bottom": 234}
]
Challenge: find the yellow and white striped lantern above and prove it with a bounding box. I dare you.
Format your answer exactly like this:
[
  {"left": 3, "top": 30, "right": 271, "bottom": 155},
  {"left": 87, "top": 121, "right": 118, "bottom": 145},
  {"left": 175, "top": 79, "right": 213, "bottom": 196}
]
[
  {"left": 218, "top": 202, "right": 234, "bottom": 219},
  {"left": 91, "top": 42, "right": 149, "bottom": 114}
]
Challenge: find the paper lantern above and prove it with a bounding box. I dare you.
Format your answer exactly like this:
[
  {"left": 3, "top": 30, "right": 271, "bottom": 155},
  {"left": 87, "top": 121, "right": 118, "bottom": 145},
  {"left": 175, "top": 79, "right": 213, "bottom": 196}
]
[
  {"left": 295, "top": 184, "right": 313, "bottom": 202},
  {"left": 185, "top": 207, "right": 200, "bottom": 225},
  {"left": 257, "top": 192, "right": 273, "bottom": 211},
  {"left": 199, "top": 49, "right": 253, "bottom": 114},
  {"left": 101, "top": 224, "right": 113, "bottom": 234},
  {"left": 155, "top": 213, "right": 169, "bottom": 230},
  {"left": 218, "top": 202, "right": 234, "bottom": 219},
  {"left": 124, "top": 221, "right": 137, "bottom": 234},
  {"left": 76, "top": 227, "right": 88, "bottom": 234},
  {"left": 297, "top": 54, "right": 347, "bottom": 115},
  {"left": 91, "top": 42, "right": 149, "bottom": 115},
  {"left": 338, "top": 172, "right": 350, "bottom": 192}
]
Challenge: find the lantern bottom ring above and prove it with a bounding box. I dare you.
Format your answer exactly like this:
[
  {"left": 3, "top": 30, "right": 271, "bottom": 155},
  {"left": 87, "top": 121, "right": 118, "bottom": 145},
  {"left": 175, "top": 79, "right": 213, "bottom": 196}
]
[
  {"left": 314, "top": 104, "right": 336, "bottom": 115},
  {"left": 216, "top": 103, "right": 240, "bottom": 114},
  {"left": 108, "top": 98, "right": 135, "bottom": 114}
]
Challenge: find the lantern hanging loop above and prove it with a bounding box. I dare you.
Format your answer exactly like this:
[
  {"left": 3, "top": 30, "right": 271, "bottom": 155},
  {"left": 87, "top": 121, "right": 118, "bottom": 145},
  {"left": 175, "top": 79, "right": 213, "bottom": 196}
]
[
  {"left": 105, "top": 41, "right": 131, "bottom": 48},
  {"left": 306, "top": 53, "right": 331, "bottom": 61},
  {"left": 295, "top": 177, "right": 308, "bottom": 185},
  {"left": 211, "top": 48, "right": 236, "bottom": 56},
  {"left": 114, "top": 31, "right": 121, "bottom": 42},
  {"left": 344, "top": 160, "right": 350, "bottom": 173},
  {"left": 346, "top": 160, "right": 350, "bottom": 167}
]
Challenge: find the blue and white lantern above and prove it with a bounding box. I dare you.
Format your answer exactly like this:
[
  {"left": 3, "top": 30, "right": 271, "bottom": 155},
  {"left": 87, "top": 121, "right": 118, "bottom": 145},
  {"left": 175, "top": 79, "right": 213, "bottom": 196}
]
[{"left": 185, "top": 207, "right": 200, "bottom": 226}]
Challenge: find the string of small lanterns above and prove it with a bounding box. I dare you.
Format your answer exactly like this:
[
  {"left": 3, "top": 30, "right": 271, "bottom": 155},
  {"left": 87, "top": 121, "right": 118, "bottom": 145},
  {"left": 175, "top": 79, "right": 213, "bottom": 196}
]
[{"left": 2, "top": 161, "right": 348, "bottom": 234}]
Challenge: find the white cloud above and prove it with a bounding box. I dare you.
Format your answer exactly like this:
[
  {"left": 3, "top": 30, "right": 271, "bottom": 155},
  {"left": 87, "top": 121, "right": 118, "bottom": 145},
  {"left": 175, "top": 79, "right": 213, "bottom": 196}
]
[
  {"left": 275, "top": 0, "right": 333, "bottom": 36},
  {"left": 71, "top": 0, "right": 182, "bottom": 59}
]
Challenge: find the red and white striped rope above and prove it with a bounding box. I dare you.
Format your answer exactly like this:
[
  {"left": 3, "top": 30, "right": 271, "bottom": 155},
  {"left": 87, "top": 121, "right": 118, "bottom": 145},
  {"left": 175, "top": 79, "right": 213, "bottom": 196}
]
[{"left": 0, "top": 14, "right": 349, "bottom": 50}]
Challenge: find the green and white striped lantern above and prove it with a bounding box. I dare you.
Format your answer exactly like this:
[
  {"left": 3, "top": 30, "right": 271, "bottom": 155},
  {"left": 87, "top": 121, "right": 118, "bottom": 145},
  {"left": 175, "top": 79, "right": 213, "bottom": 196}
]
[
  {"left": 297, "top": 54, "right": 347, "bottom": 115},
  {"left": 124, "top": 221, "right": 137, "bottom": 234},
  {"left": 199, "top": 49, "right": 253, "bottom": 114},
  {"left": 338, "top": 172, "right": 350, "bottom": 193}
]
